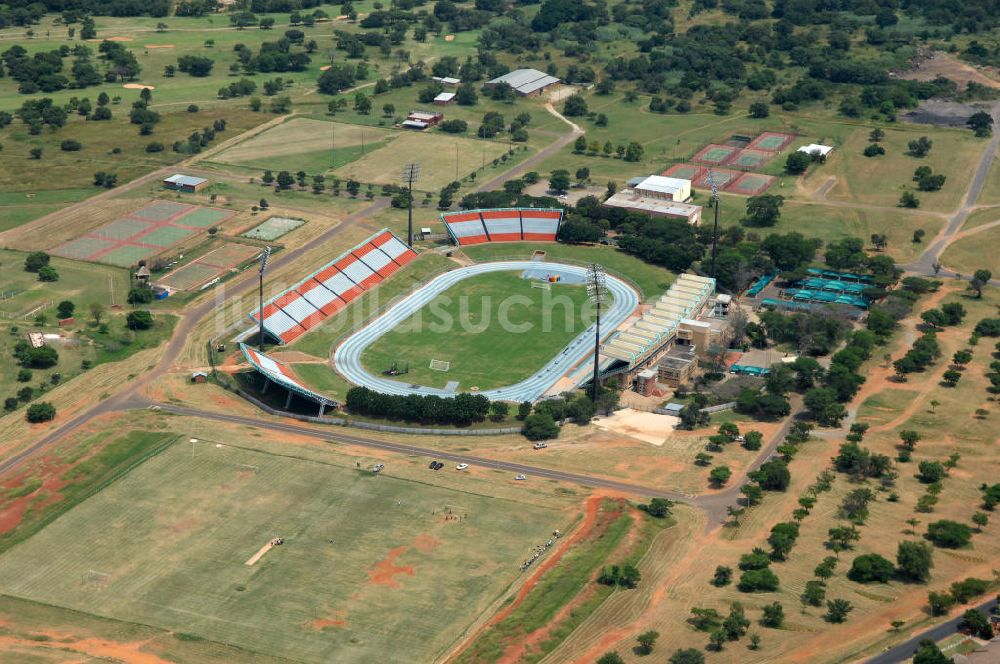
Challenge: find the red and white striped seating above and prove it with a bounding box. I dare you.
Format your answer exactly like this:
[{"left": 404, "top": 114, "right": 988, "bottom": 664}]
[
  {"left": 480, "top": 210, "right": 522, "bottom": 242},
  {"left": 521, "top": 210, "right": 561, "bottom": 241},
  {"left": 443, "top": 211, "right": 489, "bottom": 245},
  {"left": 441, "top": 208, "right": 562, "bottom": 246}
]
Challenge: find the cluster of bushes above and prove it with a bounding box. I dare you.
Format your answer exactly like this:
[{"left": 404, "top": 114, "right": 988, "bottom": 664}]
[
  {"left": 344, "top": 386, "right": 490, "bottom": 426},
  {"left": 927, "top": 577, "right": 993, "bottom": 615},
  {"left": 893, "top": 330, "right": 942, "bottom": 376},
  {"left": 686, "top": 603, "right": 754, "bottom": 652},
  {"left": 521, "top": 390, "right": 618, "bottom": 441},
  {"left": 597, "top": 563, "right": 641, "bottom": 588}
]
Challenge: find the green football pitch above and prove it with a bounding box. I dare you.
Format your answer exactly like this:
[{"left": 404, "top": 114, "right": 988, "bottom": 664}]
[
  {"left": 360, "top": 271, "right": 602, "bottom": 390},
  {"left": 0, "top": 436, "right": 562, "bottom": 664}
]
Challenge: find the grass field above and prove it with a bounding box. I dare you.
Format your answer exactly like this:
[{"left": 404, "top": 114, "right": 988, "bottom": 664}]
[
  {"left": 0, "top": 434, "right": 564, "bottom": 664},
  {"left": 459, "top": 242, "right": 672, "bottom": 302},
  {"left": 941, "top": 224, "right": 1000, "bottom": 275},
  {"left": 0, "top": 248, "right": 129, "bottom": 318},
  {"left": 360, "top": 271, "right": 596, "bottom": 390}
]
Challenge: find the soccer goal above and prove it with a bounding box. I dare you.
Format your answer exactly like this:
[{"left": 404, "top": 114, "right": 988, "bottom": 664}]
[
  {"left": 531, "top": 281, "right": 551, "bottom": 290},
  {"left": 429, "top": 359, "right": 450, "bottom": 372}
]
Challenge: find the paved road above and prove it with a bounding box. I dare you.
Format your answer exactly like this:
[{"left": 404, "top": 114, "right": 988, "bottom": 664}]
[
  {"left": 866, "top": 597, "right": 998, "bottom": 664},
  {"left": 333, "top": 261, "right": 638, "bottom": 401}
]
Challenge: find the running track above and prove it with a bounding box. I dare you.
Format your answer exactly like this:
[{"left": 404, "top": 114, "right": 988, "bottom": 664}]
[{"left": 333, "top": 261, "right": 639, "bottom": 402}]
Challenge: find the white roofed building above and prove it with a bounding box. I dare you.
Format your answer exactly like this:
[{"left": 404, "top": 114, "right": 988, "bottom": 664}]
[
  {"left": 485, "top": 69, "right": 561, "bottom": 96},
  {"left": 797, "top": 143, "right": 834, "bottom": 158},
  {"left": 603, "top": 174, "right": 701, "bottom": 224}
]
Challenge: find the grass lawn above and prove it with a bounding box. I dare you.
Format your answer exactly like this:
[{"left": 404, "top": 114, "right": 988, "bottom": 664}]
[
  {"left": 0, "top": 249, "right": 130, "bottom": 317},
  {"left": 961, "top": 207, "right": 1000, "bottom": 231},
  {"left": 459, "top": 242, "right": 673, "bottom": 302},
  {"left": 941, "top": 224, "right": 1000, "bottom": 275},
  {"left": 360, "top": 271, "right": 596, "bottom": 390},
  {"left": 974, "top": 144, "right": 1000, "bottom": 206},
  {"left": 0, "top": 433, "right": 563, "bottom": 664}
]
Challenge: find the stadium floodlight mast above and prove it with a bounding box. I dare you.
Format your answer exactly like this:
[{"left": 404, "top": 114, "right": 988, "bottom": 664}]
[
  {"left": 706, "top": 168, "right": 722, "bottom": 279},
  {"left": 402, "top": 162, "right": 421, "bottom": 247},
  {"left": 258, "top": 245, "right": 272, "bottom": 352},
  {"left": 586, "top": 263, "right": 608, "bottom": 403}
]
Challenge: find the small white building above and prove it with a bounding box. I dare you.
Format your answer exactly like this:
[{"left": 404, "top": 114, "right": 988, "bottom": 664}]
[
  {"left": 431, "top": 76, "right": 461, "bottom": 86},
  {"left": 631, "top": 175, "right": 692, "bottom": 202},
  {"left": 433, "top": 92, "right": 456, "bottom": 106},
  {"left": 797, "top": 143, "right": 834, "bottom": 158}
]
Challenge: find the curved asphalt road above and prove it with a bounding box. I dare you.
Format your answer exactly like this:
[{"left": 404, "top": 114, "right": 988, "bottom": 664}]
[
  {"left": 866, "top": 597, "right": 998, "bottom": 664},
  {"left": 334, "top": 261, "right": 638, "bottom": 401}
]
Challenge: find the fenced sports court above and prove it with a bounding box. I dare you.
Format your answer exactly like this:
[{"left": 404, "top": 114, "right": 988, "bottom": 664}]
[
  {"left": 661, "top": 163, "right": 705, "bottom": 181},
  {"left": 692, "top": 168, "right": 740, "bottom": 189},
  {"left": 748, "top": 131, "right": 796, "bottom": 152},
  {"left": 728, "top": 147, "right": 775, "bottom": 170},
  {"left": 692, "top": 143, "right": 738, "bottom": 165},
  {"left": 158, "top": 242, "right": 261, "bottom": 291},
  {"left": 242, "top": 216, "right": 305, "bottom": 241},
  {"left": 726, "top": 172, "right": 777, "bottom": 196},
  {"left": 51, "top": 200, "right": 236, "bottom": 267}
]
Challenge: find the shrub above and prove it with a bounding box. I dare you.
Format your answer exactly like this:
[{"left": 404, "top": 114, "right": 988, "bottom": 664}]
[
  {"left": 145, "top": 142, "right": 165, "bottom": 152},
  {"left": 126, "top": 310, "right": 154, "bottom": 330},
  {"left": 847, "top": 553, "right": 895, "bottom": 583},
  {"left": 925, "top": 520, "right": 973, "bottom": 548},
  {"left": 522, "top": 412, "right": 560, "bottom": 440},
  {"left": 738, "top": 568, "right": 779, "bottom": 592},
  {"left": 23, "top": 251, "right": 50, "bottom": 272},
  {"left": 896, "top": 541, "right": 934, "bottom": 583},
  {"left": 60, "top": 139, "right": 82, "bottom": 151},
  {"left": 37, "top": 266, "right": 58, "bottom": 282}
]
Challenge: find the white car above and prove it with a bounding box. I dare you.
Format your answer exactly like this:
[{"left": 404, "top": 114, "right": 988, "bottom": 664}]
[
  {"left": 532, "top": 442, "right": 548, "bottom": 450},
  {"left": 372, "top": 464, "right": 384, "bottom": 473},
  {"left": 456, "top": 463, "right": 469, "bottom": 471},
  {"left": 515, "top": 474, "right": 527, "bottom": 481}
]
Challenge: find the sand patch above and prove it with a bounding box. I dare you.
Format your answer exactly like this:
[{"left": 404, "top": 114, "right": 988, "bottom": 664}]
[
  {"left": 102, "top": 36, "right": 133, "bottom": 42},
  {"left": 320, "top": 65, "right": 331, "bottom": 71},
  {"left": 592, "top": 408, "right": 679, "bottom": 446},
  {"left": 144, "top": 44, "right": 175, "bottom": 49},
  {"left": 444, "top": 34, "right": 455, "bottom": 41},
  {"left": 245, "top": 537, "right": 282, "bottom": 566},
  {"left": 368, "top": 546, "right": 414, "bottom": 587},
  {"left": 123, "top": 83, "right": 155, "bottom": 90},
  {"left": 413, "top": 533, "right": 441, "bottom": 552}
]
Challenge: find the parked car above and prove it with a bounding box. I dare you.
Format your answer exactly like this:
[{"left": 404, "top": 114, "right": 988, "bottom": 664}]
[
  {"left": 373, "top": 464, "right": 385, "bottom": 473},
  {"left": 533, "top": 442, "right": 548, "bottom": 450},
  {"left": 429, "top": 461, "right": 444, "bottom": 470},
  {"left": 456, "top": 463, "right": 469, "bottom": 471},
  {"left": 515, "top": 474, "right": 527, "bottom": 481}
]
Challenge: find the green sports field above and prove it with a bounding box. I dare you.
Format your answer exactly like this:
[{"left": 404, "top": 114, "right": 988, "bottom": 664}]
[
  {"left": 0, "top": 435, "right": 562, "bottom": 664},
  {"left": 360, "top": 271, "right": 599, "bottom": 390}
]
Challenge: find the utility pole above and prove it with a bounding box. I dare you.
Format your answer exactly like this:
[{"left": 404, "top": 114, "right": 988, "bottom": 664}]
[
  {"left": 257, "top": 245, "right": 271, "bottom": 352},
  {"left": 586, "top": 263, "right": 607, "bottom": 403},
  {"left": 401, "top": 163, "right": 420, "bottom": 247},
  {"left": 706, "top": 168, "right": 721, "bottom": 280}
]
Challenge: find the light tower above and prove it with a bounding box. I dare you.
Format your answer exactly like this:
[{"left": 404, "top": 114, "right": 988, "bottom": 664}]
[
  {"left": 401, "top": 162, "right": 420, "bottom": 247},
  {"left": 706, "top": 168, "right": 721, "bottom": 279},
  {"left": 257, "top": 245, "right": 271, "bottom": 352},
  {"left": 586, "top": 263, "right": 608, "bottom": 403}
]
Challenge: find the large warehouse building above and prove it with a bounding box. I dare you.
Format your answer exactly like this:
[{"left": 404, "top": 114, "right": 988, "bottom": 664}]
[{"left": 485, "top": 69, "right": 561, "bottom": 96}]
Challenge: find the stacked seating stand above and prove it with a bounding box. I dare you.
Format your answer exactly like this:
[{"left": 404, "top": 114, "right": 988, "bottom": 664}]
[
  {"left": 250, "top": 229, "right": 417, "bottom": 344},
  {"left": 441, "top": 208, "right": 563, "bottom": 246}
]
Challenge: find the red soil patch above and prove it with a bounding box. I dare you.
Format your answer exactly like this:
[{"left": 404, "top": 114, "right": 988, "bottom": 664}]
[
  {"left": 367, "top": 546, "right": 414, "bottom": 588},
  {"left": 307, "top": 612, "right": 347, "bottom": 630},
  {"left": 0, "top": 635, "right": 169, "bottom": 663},
  {"left": 168, "top": 516, "right": 199, "bottom": 533},
  {"left": 0, "top": 457, "right": 72, "bottom": 536},
  {"left": 413, "top": 533, "right": 441, "bottom": 552}
]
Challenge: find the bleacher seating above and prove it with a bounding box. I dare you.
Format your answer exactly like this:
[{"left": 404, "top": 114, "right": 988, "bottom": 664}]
[
  {"left": 520, "top": 210, "right": 561, "bottom": 241},
  {"left": 480, "top": 210, "right": 522, "bottom": 242},
  {"left": 441, "top": 208, "right": 562, "bottom": 245},
  {"left": 443, "top": 211, "right": 489, "bottom": 245},
  {"left": 250, "top": 229, "right": 417, "bottom": 344}
]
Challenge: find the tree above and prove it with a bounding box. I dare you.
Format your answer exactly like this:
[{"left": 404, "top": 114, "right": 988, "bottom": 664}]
[
  {"left": 522, "top": 412, "right": 559, "bottom": 440},
  {"left": 89, "top": 302, "right": 105, "bottom": 324},
  {"left": 749, "top": 633, "right": 761, "bottom": 650},
  {"left": 346, "top": 180, "right": 361, "bottom": 197},
  {"left": 917, "top": 460, "right": 947, "bottom": 483},
  {"left": 517, "top": 401, "right": 531, "bottom": 421},
  {"left": 908, "top": 136, "right": 933, "bottom": 157},
  {"left": 642, "top": 498, "right": 673, "bottom": 518},
  {"left": 913, "top": 639, "right": 955, "bottom": 664},
  {"left": 870, "top": 233, "right": 888, "bottom": 251},
  {"left": 814, "top": 556, "right": 838, "bottom": 579},
  {"left": 549, "top": 169, "right": 571, "bottom": 194},
  {"left": 710, "top": 465, "right": 732, "bottom": 487},
  {"left": 353, "top": 94, "right": 371, "bottom": 115},
  {"left": 708, "top": 629, "right": 726, "bottom": 651},
  {"left": 624, "top": 142, "right": 644, "bottom": 162},
  {"left": 848, "top": 554, "right": 895, "bottom": 583},
  {"left": 827, "top": 524, "right": 861, "bottom": 552},
  {"left": 742, "top": 430, "right": 763, "bottom": 450},
  {"left": 900, "top": 190, "right": 920, "bottom": 208},
  {"left": 863, "top": 143, "right": 886, "bottom": 157},
  {"left": 575, "top": 166, "right": 590, "bottom": 184},
  {"left": 899, "top": 430, "right": 921, "bottom": 450},
  {"left": 563, "top": 94, "right": 588, "bottom": 117},
  {"left": 896, "top": 541, "right": 933, "bottom": 582},
  {"left": 785, "top": 151, "right": 811, "bottom": 174},
  {"left": 276, "top": 171, "right": 295, "bottom": 190},
  {"left": 24, "top": 251, "right": 50, "bottom": 273},
  {"left": 749, "top": 101, "right": 770, "bottom": 118},
  {"left": 960, "top": 609, "right": 994, "bottom": 639},
  {"left": 573, "top": 135, "right": 587, "bottom": 153},
  {"left": 972, "top": 511, "right": 988, "bottom": 531},
  {"left": 37, "top": 266, "right": 59, "bottom": 282},
  {"left": 743, "top": 194, "right": 785, "bottom": 227},
  {"left": 804, "top": 387, "right": 846, "bottom": 427},
  {"left": 723, "top": 603, "right": 750, "bottom": 640},
  {"left": 824, "top": 599, "right": 853, "bottom": 623},
  {"left": 455, "top": 83, "right": 478, "bottom": 105},
  {"left": 25, "top": 402, "right": 56, "bottom": 422},
  {"left": 802, "top": 580, "right": 826, "bottom": 607},
  {"left": 126, "top": 310, "right": 154, "bottom": 330},
  {"left": 967, "top": 110, "right": 994, "bottom": 138},
  {"left": 669, "top": 649, "right": 704, "bottom": 664},
  {"left": 738, "top": 568, "right": 779, "bottom": 592},
  {"left": 712, "top": 566, "right": 733, "bottom": 587},
  {"left": 635, "top": 630, "right": 659, "bottom": 655},
  {"left": 927, "top": 591, "right": 956, "bottom": 616},
  {"left": 596, "top": 653, "right": 624, "bottom": 664},
  {"left": 751, "top": 460, "right": 791, "bottom": 491},
  {"left": 56, "top": 300, "right": 75, "bottom": 319},
  {"left": 970, "top": 269, "right": 992, "bottom": 298},
  {"left": 760, "top": 602, "right": 784, "bottom": 628},
  {"left": 926, "top": 520, "right": 973, "bottom": 548}
]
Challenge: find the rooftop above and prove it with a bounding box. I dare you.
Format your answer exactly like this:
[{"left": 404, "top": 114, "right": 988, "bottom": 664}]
[
  {"left": 432, "top": 76, "right": 461, "bottom": 85},
  {"left": 603, "top": 191, "right": 702, "bottom": 219},
  {"left": 797, "top": 143, "right": 834, "bottom": 156},
  {"left": 633, "top": 175, "right": 690, "bottom": 195},
  {"left": 164, "top": 174, "right": 207, "bottom": 187},
  {"left": 434, "top": 92, "right": 456, "bottom": 102},
  {"left": 487, "top": 68, "right": 561, "bottom": 94}
]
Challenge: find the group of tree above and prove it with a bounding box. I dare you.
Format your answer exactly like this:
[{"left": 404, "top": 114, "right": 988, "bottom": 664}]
[{"left": 344, "top": 386, "right": 491, "bottom": 426}]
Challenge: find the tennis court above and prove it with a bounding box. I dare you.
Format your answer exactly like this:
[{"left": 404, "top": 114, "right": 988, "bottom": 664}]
[
  {"left": 242, "top": 216, "right": 305, "bottom": 241},
  {"left": 729, "top": 148, "right": 774, "bottom": 170},
  {"left": 130, "top": 200, "right": 195, "bottom": 222},
  {"left": 158, "top": 243, "right": 261, "bottom": 291},
  {"left": 50, "top": 200, "right": 237, "bottom": 267},
  {"left": 725, "top": 172, "right": 777, "bottom": 196},
  {"left": 693, "top": 168, "right": 740, "bottom": 189},
  {"left": 662, "top": 164, "right": 705, "bottom": 181},
  {"left": 692, "top": 144, "right": 738, "bottom": 165},
  {"left": 748, "top": 131, "right": 795, "bottom": 152}
]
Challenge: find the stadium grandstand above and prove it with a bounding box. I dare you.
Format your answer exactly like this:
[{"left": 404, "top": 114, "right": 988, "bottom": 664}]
[
  {"left": 250, "top": 229, "right": 416, "bottom": 344},
  {"left": 441, "top": 208, "right": 562, "bottom": 246},
  {"left": 241, "top": 343, "right": 337, "bottom": 415},
  {"left": 601, "top": 274, "right": 716, "bottom": 368}
]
